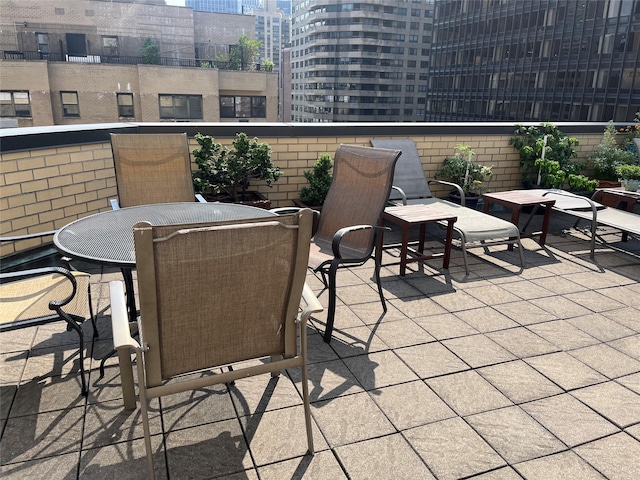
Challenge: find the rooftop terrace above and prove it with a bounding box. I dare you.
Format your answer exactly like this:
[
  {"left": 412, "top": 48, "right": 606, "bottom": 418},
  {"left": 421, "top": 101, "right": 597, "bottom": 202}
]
[{"left": 1, "top": 208, "right": 639, "bottom": 479}]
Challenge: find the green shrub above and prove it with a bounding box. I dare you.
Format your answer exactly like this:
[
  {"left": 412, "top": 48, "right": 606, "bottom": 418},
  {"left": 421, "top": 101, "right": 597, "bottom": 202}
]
[{"left": 300, "top": 154, "right": 333, "bottom": 206}]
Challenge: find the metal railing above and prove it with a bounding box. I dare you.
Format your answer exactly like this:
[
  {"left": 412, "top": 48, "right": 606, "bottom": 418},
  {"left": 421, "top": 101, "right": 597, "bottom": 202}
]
[{"left": 1, "top": 50, "right": 262, "bottom": 71}]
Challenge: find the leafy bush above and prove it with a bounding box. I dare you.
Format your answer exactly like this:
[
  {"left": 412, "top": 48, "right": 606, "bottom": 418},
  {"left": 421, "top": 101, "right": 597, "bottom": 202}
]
[
  {"left": 567, "top": 174, "right": 598, "bottom": 192},
  {"left": 192, "top": 132, "right": 281, "bottom": 202},
  {"left": 140, "top": 38, "right": 160, "bottom": 65},
  {"left": 300, "top": 154, "right": 333, "bottom": 206},
  {"left": 588, "top": 121, "right": 636, "bottom": 181},
  {"left": 616, "top": 164, "right": 640, "bottom": 180},
  {"left": 510, "top": 123, "right": 580, "bottom": 188},
  {"left": 436, "top": 144, "right": 493, "bottom": 196}
]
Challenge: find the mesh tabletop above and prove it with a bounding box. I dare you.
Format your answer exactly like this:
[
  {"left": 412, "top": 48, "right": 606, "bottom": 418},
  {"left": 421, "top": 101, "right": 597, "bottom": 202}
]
[{"left": 54, "top": 203, "right": 275, "bottom": 267}]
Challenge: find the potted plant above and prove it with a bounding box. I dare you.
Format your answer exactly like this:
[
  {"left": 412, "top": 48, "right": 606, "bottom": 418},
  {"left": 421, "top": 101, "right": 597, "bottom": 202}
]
[
  {"left": 588, "top": 121, "right": 636, "bottom": 187},
  {"left": 567, "top": 174, "right": 599, "bottom": 196},
  {"left": 435, "top": 144, "right": 493, "bottom": 208},
  {"left": 192, "top": 132, "right": 281, "bottom": 208},
  {"left": 296, "top": 154, "right": 333, "bottom": 209},
  {"left": 510, "top": 123, "right": 580, "bottom": 188},
  {"left": 616, "top": 164, "right": 640, "bottom": 192}
]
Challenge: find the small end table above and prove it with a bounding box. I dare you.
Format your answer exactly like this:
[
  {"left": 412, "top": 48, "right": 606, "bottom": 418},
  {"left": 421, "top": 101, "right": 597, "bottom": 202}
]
[
  {"left": 378, "top": 204, "right": 457, "bottom": 276},
  {"left": 482, "top": 190, "right": 556, "bottom": 248}
]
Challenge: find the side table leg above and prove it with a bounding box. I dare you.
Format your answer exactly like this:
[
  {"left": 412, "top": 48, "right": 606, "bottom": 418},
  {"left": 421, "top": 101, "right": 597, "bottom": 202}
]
[
  {"left": 539, "top": 204, "right": 552, "bottom": 247},
  {"left": 400, "top": 226, "right": 410, "bottom": 276},
  {"left": 443, "top": 219, "right": 454, "bottom": 269},
  {"left": 508, "top": 207, "right": 521, "bottom": 251},
  {"left": 418, "top": 223, "right": 426, "bottom": 254},
  {"left": 118, "top": 348, "right": 136, "bottom": 410}
]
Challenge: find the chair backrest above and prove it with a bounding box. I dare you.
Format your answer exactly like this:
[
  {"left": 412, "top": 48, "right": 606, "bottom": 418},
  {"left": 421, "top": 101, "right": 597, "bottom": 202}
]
[
  {"left": 133, "top": 210, "right": 313, "bottom": 387},
  {"left": 315, "top": 144, "right": 401, "bottom": 258},
  {"left": 370, "top": 139, "right": 433, "bottom": 200},
  {"left": 110, "top": 133, "right": 196, "bottom": 207}
]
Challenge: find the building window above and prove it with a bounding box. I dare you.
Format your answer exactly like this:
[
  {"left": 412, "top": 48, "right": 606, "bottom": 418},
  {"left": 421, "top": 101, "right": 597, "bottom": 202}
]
[
  {"left": 220, "top": 96, "right": 267, "bottom": 118},
  {"left": 0, "top": 91, "right": 31, "bottom": 117},
  {"left": 61, "top": 91, "right": 80, "bottom": 117},
  {"left": 159, "top": 94, "right": 203, "bottom": 120},
  {"left": 102, "top": 36, "right": 119, "bottom": 56},
  {"left": 117, "top": 93, "right": 134, "bottom": 118},
  {"left": 36, "top": 33, "right": 49, "bottom": 54}
]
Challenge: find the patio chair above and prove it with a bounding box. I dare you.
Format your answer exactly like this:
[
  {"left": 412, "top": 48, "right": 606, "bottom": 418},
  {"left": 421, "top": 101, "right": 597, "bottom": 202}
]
[
  {"left": 276, "top": 144, "right": 401, "bottom": 343},
  {"left": 0, "top": 231, "right": 96, "bottom": 396},
  {"left": 109, "top": 133, "right": 206, "bottom": 209},
  {"left": 109, "top": 210, "right": 322, "bottom": 478},
  {"left": 371, "top": 139, "right": 524, "bottom": 274}
]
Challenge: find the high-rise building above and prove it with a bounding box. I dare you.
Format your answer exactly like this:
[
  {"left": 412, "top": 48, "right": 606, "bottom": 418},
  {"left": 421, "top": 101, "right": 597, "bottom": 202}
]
[
  {"left": 426, "top": 0, "right": 640, "bottom": 122},
  {"left": 290, "top": 0, "right": 434, "bottom": 122},
  {"left": 186, "top": 0, "right": 262, "bottom": 15},
  {"left": 246, "top": 0, "right": 290, "bottom": 71}
]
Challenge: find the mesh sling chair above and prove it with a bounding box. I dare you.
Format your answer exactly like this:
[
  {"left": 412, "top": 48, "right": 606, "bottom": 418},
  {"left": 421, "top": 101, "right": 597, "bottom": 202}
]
[
  {"left": 0, "top": 231, "right": 96, "bottom": 396},
  {"left": 109, "top": 133, "right": 206, "bottom": 209},
  {"left": 371, "top": 139, "right": 524, "bottom": 274},
  {"left": 303, "top": 144, "right": 401, "bottom": 343},
  {"left": 109, "top": 210, "right": 322, "bottom": 478}
]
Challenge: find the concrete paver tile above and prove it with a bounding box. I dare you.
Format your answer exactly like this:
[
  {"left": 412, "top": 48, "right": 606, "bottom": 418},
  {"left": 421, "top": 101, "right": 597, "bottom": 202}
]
[
  {"left": 395, "top": 342, "right": 469, "bottom": 378},
  {"left": 0, "top": 452, "right": 79, "bottom": 480},
  {"left": 404, "top": 417, "right": 506, "bottom": 480},
  {"left": 369, "top": 380, "right": 456, "bottom": 430},
  {"left": 257, "top": 450, "right": 346, "bottom": 480},
  {"left": 371, "top": 318, "right": 435, "bottom": 348},
  {"left": 608, "top": 334, "right": 640, "bottom": 361},
  {"left": 529, "top": 296, "right": 593, "bottom": 319},
  {"left": 521, "top": 394, "right": 620, "bottom": 446},
  {"left": 453, "top": 307, "right": 518, "bottom": 333},
  {"left": 335, "top": 434, "right": 435, "bottom": 480},
  {"left": 569, "top": 344, "right": 640, "bottom": 379},
  {"left": 566, "top": 314, "right": 635, "bottom": 342},
  {"left": 575, "top": 433, "right": 640, "bottom": 480},
  {"left": 528, "top": 320, "right": 600, "bottom": 351},
  {"left": 413, "top": 312, "right": 479, "bottom": 340},
  {"left": 229, "top": 374, "right": 301, "bottom": 417},
  {"left": 478, "top": 360, "right": 563, "bottom": 404},
  {"left": 426, "top": 370, "right": 512, "bottom": 416},
  {"left": 289, "top": 359, "right": 365, "bottom": 403},
  {"left": 514, "top": 451, "right": 606, "bottom": 479},
  {"left": 487, "top": 327, "right": 559, "bottom": 358},
  {"left": 493, "top": 301, "right": 556, "bottom": 326},
  {"left": 572, "top": 382, "right": 640, "bottom": 429},
  {"left": 466, "top": 406, "right": 566, "bottom": 464},
  {"left": 312, "top": 392, "right": 395, "bottom": 447},
  {"left": 616, "top": 372, "right": 640, "bottom": 394},
  {"left": 442, "top": 334, "right": 516, "bottom": 368},
  {"left": 342, "top": 350, "right": 419, "bottom": 390},
  {"left": 525, "top": 352, "right": 607, "bottom": 391}
]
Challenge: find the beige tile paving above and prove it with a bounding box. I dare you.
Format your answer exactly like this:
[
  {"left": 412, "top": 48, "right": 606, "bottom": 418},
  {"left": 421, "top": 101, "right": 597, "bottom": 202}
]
[{"left": 2, "top": 212, "right": 640, "bottom": 479}]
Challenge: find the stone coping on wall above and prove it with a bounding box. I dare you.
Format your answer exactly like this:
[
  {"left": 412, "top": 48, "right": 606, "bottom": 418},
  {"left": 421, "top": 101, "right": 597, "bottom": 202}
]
[{"left": 0, "top": 121, "right": 610, "bottom": 154}]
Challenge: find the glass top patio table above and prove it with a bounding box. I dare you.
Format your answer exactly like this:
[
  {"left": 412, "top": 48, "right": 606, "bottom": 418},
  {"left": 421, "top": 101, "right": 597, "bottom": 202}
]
[{"left": 54, "top": 202, "right": 275, "bottom": 268}]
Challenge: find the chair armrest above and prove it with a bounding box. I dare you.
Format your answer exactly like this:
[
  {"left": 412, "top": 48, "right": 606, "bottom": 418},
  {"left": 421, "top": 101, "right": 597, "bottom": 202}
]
[
  {"left": 0, "top": 230, "right": 58, "bottom": 243},
  {"left": 331, "top": 225, "right": 390, "bottom": 258},
  {"left": 428, "top": 179, "right": 466, "bottom": 206},
  {"left": 195, "top": 193, "right": 207, "bottom": 203},
  {"left": 110, "top": 199, "right": 121, "bottom": 210},
  {"left": 391, "top": 186, "right": 408, "bottom": 206},
  {"left": 109, "top": 281, "right": 141, "bottom": 351},
  {"left": 0, "top": 266, "right": 78, "bottom": 310},
  {"left": 299, "top": 283, "right": 323, "bottom": 324}
]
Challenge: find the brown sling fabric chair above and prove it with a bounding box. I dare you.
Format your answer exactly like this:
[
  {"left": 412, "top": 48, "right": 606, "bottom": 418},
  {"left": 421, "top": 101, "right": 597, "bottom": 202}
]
[
  {"left": 109, "top": 133, "right": 205, "bottom": 209},
  {"left": 109, "top": 210, "right": 321, "bottom": 479},
  {"left": 0, "top": 231, "right": 96, "bottom": 396},
  {"left": 307, "top": 144, "right": 401, "bottom": 343}
]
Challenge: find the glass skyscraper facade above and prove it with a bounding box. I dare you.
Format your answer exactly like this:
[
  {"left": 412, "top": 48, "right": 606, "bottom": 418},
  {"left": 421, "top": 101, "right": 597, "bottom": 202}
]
[
  {"left": 426, "top": 0, "right": 640, "bottom": 122},
  {"left": 186, "top": 0, "right": 262, "bottom": 14}
]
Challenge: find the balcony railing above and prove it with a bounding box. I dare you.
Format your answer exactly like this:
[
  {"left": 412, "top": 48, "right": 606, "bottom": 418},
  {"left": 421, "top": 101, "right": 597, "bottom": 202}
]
[{"left": 1, "top": 50, "right": 262, "bottom": 71}]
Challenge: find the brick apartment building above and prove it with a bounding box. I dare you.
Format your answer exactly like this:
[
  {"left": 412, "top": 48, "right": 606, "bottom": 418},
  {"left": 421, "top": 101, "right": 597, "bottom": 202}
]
[{"left": 0, "top": 0, "right": 278, "bottom": 127}]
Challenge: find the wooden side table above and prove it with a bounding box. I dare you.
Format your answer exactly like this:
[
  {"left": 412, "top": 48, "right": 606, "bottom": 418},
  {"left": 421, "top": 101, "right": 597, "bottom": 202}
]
[
  {"left": 378, "top": 204, "right": 457, "bottom": 276},
  {"left": 482, "top": 190, "right": 556, "bottom": 248}
]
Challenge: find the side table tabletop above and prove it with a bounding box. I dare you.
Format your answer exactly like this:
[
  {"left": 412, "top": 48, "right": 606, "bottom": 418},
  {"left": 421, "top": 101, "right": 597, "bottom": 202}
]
[
  {"left": 378, "top": 204, "right": 457, "bottom": 276},
  {"left": 594, "top": 188, "right": 640, "bottom": 212},
  {"left": 482, "top": 190, "right": 556, "bottom": 248}
]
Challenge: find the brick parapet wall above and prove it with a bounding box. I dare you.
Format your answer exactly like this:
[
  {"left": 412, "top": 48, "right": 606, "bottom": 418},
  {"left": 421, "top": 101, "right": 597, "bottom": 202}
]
[{"left": 0, "top": 128, "right": 602, "bottom": 257}]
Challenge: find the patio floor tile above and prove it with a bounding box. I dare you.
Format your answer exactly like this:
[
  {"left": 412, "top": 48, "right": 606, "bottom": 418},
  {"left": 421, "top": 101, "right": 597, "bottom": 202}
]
[
  {"left": 0, "top": 452, "right": 80, "bottom": 480},
  {"left": 486, "top": 327, "right": 559, "bottom": 358},
  {"left": 426, "top": 370, "right": 512, "bottom": 416},
  {"left": 571, "top": 382, "right": 640, "bottom": 429},
  {"left": 608, "top": 335, "right": 640, "bottom": 360},
  {"left": 527, "top": 320, "right": 600, "bottom": 351},
  {"left": 565, "top": 314, "right": 636, "bottom": 342},
  {"left": 514, "top": 451, "right": 606, "bottom": 479},
  {"left": 395, "top": 342, "right": 469, "bottom": 378},
  {"left": 568, "top": 344, "right": 640, "bottom": 379},
  {"left": 257, "top": 450, "right": 346, "bottom": 479},
  {"left": 442, "top": 334, "right": 516, "bottom": 368},
  {"left": 370, "top": 318, "right": 435, "bottom": 348},
  {"left": 404, "top": 417, "right": 506, "bottom": 480},
  {"left": 413, "top": 312, "right": 479, "bottom": 340},
  {"left": 335, "top": 434, "right": 435, "bottom": 480},
  {"left": 521, "top": 394, "right": 620, "bottom": 446},
  {"left": 453, "top": 307, "right": 518, "bottom": 333},
  {"left": 477, "top": 360, "right": 563, "bottom": 404},
  {"left": 575, "top": 433, "right": 640, "bottom": 480},
  {"left": 465, "top": 406, "right": 566, "bottom": 464},
  {"left": 368, "top": 380, "right": 456, "bottom": 430},
  {"left": 525, "top": 352, "right": 607, "bottom": 390},
  {"left": 342, "top": 350, "right": 418, "bottom": 390}
]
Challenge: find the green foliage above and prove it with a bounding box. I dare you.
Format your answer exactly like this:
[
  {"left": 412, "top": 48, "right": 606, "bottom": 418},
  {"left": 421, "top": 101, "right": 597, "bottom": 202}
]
[
  {"left": 263, "top": 60, "right": 274, "bottom": 72},
  {"left": 436, "top": 144, "right": 493, "bottom": 196},
  {"left": 618, "top": 111, "right": 640, "bottom": 143},
  {"left": 229, "top": 34, "right": 262, "bottom": 70},
  {"left": 300, "top": 154, "right": 333, "bottom": 206},
  {"left": 588, "top": 121, "right": 637, "bottom": 181},
  {"left": 567, "top": 174, "right": 598, "bottom": 192},
  {"left": 616, "top": 164, "right": 640, "bottom": 180},
  {"left": 509, "top": 123, "right": 580, "bottom": 188},
  {"left": 192, "top": 132, "right": 281, "bottom": 202},
  {"left": 140, "top": 38, "right": 160, "bottom": 65}
]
